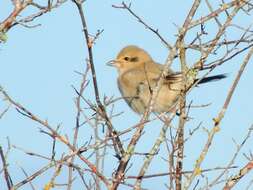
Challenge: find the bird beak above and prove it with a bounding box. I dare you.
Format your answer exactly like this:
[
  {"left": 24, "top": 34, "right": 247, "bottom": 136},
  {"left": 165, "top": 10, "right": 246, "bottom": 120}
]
[{"left": 106, "top": 59, "right": 117, "bottom": 67}]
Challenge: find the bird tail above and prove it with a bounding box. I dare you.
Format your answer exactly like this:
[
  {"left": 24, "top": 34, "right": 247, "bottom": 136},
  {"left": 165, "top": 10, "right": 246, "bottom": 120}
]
[{"left": 196, "top": 74, "right": 227, "bottom": 84}]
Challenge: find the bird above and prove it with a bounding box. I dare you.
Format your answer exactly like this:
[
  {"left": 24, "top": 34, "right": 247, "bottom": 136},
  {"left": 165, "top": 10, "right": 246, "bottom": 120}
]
[{"left": 107, "top": 45, "right": 226, "bottom": 114}]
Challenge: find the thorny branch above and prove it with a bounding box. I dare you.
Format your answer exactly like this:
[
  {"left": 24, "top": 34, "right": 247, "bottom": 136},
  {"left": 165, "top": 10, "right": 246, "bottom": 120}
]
[
  {"left": 184, "top": 38, "right": 253, "bottom": 190},
  {"left": 0, "top": 86, "right": 110, "bottom": 188},
  {"left": 72, "top": 0, "right": 125, "bottom": 159},
  {"left": 1, "top": 0, "right": 253, "bottom": 189},
  {"left": 0, "top": 0, "right": 66, "bottom": 33}
]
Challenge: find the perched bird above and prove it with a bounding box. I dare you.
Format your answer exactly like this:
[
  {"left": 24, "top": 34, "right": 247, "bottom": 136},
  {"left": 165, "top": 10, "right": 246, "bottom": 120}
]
[{"left": 108, "top": 45, "right": 226, "bottom": 114}]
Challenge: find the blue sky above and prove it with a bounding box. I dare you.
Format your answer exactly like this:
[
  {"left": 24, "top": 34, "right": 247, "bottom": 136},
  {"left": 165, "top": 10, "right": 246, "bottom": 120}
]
[{"left": 1, "top": 1, "right": 253, "bottom": 189}]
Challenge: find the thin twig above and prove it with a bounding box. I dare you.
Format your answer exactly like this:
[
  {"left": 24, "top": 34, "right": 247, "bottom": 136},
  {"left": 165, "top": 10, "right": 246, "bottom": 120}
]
[
  {"left": 112, "top": 2, "right": 172, "bottom": 49},
  {"left": 72, "top": 0, "right": 125, "bottom": 159},
  {"left": 0, "top": 146, "right": 13, "bottom": 190},
  {"left": 184, "top": 40, "right": 253, "bottom": 190},
  {"left": 0, "top": 87, "right": 110, "bottom": 188},
  {"left": 127, "top": 166, "right": 238, "bottom": 179}
]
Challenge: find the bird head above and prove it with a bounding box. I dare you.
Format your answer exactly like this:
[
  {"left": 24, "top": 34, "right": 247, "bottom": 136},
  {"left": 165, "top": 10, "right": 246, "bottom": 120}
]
[{"left": 107, "top": 45, "right": 153, "bottom": 74}]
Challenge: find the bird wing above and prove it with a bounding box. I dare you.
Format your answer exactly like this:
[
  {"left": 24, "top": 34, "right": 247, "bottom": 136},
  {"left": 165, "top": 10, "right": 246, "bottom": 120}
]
[{"left": 144, "top": 62, "right": 182, "bottom": 85}]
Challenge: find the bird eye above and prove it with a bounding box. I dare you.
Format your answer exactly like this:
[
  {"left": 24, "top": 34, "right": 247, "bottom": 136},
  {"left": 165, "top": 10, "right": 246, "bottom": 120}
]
[{"left": 124, "top": 57, "right": 130, "bottom": 61}]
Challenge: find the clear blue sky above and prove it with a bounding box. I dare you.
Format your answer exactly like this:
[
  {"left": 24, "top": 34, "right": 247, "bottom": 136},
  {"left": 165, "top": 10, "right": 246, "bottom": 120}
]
[{"left": 1, "top": 1, "right": 253, "bottom": 189}]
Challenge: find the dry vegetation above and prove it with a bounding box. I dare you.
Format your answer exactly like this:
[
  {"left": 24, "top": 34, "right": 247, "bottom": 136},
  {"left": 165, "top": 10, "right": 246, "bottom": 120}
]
[{"left": 1, "top": 0, "right": 253, "bottom": 190}]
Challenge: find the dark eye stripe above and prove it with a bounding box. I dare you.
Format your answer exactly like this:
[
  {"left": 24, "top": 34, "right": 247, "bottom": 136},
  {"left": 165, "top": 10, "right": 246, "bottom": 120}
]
[
  {"left": 123, "top": 56, "right": 139, "bottom": 62},
  {"left": 130, "top": 57, "right": 139, "bottom": 62}
]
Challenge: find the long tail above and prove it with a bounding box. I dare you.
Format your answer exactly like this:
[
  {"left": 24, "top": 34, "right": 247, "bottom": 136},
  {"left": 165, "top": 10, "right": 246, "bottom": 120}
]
[{"left": 196, "top": 74, "right": 227, "bottom": 84}]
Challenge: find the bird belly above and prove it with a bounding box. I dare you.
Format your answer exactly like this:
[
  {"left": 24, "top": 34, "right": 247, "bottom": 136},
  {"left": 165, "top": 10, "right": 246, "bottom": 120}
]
[{"left": 154, "top": 84, "right": 180, "bottom": 113}]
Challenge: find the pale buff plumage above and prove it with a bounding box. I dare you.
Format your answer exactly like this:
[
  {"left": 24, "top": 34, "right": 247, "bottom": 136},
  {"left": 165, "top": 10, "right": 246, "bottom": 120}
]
[{"left": 108, "top": 45, "right": 225, "bottom": 114}]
